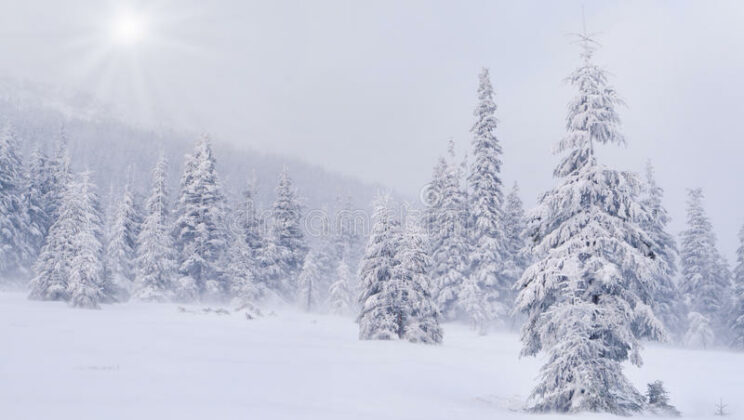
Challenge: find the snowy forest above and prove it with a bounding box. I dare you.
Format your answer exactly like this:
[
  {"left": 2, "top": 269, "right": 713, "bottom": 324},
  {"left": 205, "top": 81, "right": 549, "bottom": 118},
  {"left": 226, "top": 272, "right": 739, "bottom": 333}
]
[{"left": 1, "top": 2, "right": 744, "bottom": 420}]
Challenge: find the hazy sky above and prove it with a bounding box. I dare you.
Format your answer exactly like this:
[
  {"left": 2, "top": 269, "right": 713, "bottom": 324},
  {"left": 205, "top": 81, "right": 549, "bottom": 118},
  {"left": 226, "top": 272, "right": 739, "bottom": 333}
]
[{"left": 0, "top": 0, "right": 743, "bottom": 259}]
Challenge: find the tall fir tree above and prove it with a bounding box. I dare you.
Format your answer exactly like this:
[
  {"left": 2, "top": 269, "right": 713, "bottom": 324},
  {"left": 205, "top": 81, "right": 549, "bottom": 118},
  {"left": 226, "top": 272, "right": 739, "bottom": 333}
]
[
  {"left": 47, "top": 132, "right": 72, "bottom": 221},
  {"left": 329, "top": 257, "right": 354, "bottom": 316},
  {"left": 24, "top": 145, "right": 53, "bottom": 261},
  {"left": 173, "top": 137, "right": 229, "bottom": 301},
  {"left": 228, "top": 179, "right": 269, "bottom": 305},
  {"left": 639, "top": 162, "right": 685, "bottom": 338},
  {"left": 29, "top": 171, "right": 109, "bottom": 307},
  {"left": 394, "top": 218, "right": 443, "bottom": 344},
  {"left": 729, "top": 224, "right": 744, "bottom": 349},
  {"left": 679, "top": 188, "right": 730, "bottom": 342},
  {"left": 515, "top": 34, "right": 665, "bottom": 415},
  {"left": 269, "top": 167, "right": 308, "bottom": 297},
  {"left": 0, "top": 123, "right": 33, "bottom": 281},
  {"left": 334, "top": 194, "right": 364, "bottom": 272},
  {"left": 358, "top": 194, "right": 402, "bottom": 340},
  {"left": 467, "top": 68, "right": 510, "bottom": 325},
  {"left": 297, "top": 250, "right": 322, "bottom": 312},
  {"left": 105, "top": 182, "right": 142, "bottom": 300},
  {"left": 431, "top": 141, "right": 470, "bottom": 320},
  {"left": 133, "top": 155, "right": 177, "bottom": 302},
  {"left": 67, "top": 172, "right": 108, "bottom": 309},
  {"left": 501, "top": 182, "right": 529, "bottom": 326}
]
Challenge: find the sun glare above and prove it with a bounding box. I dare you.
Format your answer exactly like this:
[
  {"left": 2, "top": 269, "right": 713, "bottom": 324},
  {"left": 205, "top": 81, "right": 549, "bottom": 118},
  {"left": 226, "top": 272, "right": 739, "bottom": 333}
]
[{"left": 111, "top": 13, "right": 147, "bottom": 46}]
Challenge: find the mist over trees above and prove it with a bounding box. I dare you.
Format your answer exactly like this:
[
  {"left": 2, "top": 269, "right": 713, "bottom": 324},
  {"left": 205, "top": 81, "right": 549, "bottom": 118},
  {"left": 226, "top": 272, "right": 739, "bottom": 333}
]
[{"left": 0, "top": 25, "right": 742, "bottom": 419}]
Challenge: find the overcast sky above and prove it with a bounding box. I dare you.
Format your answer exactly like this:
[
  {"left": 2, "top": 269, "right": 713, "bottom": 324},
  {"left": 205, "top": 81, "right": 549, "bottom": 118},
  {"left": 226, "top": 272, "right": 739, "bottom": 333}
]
[{"left": 0, "top": 0, "right": 742, "bottom": 260}]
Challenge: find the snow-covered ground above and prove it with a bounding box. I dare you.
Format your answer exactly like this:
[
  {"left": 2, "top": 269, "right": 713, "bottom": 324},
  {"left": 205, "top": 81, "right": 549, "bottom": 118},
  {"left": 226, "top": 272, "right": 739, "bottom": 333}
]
[{"left": 0, "top": 292, "right": 741, "bottom": 420}]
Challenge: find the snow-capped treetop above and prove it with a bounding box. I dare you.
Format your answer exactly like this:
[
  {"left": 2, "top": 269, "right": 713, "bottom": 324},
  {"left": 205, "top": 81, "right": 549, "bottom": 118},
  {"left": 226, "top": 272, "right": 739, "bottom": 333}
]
[
  {"left": 554, "top": 34, "right": 625, "bottom": 177},
  {"left": 145, "top": 153, "right": 169, "bottom": 222}
]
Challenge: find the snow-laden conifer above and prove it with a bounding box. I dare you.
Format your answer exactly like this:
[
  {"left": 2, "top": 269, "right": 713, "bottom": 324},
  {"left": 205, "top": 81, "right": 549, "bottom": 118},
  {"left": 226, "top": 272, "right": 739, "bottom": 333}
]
[
  {"left": 639, "top": 162, "right": 685, "bottom": 338},
  {"left": 105, "top": 182, "right": 142, "bottom": 300},
  {"left": 298, "top": 250, "right": 322, "bottom": 312},
  {"left": 645, "top": 381, "right": 680, "bottom": 417},
  {"left": 24, "top": 145, "right": 52, "bottom": 261},
  {"left": 729, "top": 225, "right": 744, "bottom": 349},
  {"left": 459, "top": 273, "right": 488, "bottom": 334},
  {"left": 683, "top": 311, "right": 715, "bottom": 349},
  {"left": 334, "top": 194, "right": 364, "bottom": 272},
  {"left": 269, "top": 167, "right": 308, "bottom": 297},
  {"left": 515, "top": 34, "right": 664, "bottom": 415},
  {"left": 133, "top": 155, "right": 177, "bottom": 302},
  {"left": 501, "top": 183, "right": 529, "bottom": 326},
  {"left": 431, "top": 141, "right": 470, "bottom": 320},
  {"left": 173, "top": 136, "right": 229, "bottom": 301},
  {"left": 30, "top": 171, "right": 108, "bottom": 307},
  {"left": 47, "top": 133, "right": 72, "bottom": 220},
  {"left": 467, "top": 68, "right": 511, "bottom": 325},
  {"left": 358, "top": 194, "right": 401, "bottom": 340},
  {"left": 67, "top": 172, "right": 107, "bottom": 309},
  {"left": 329, "top": 258, "right": 354, "bottom": 315},
  {"left": 679, "top": 188, "right": 730, "bottom": 334},
  {"left": 395, "top": 218, "right": 442, "bottom": 344},
  {"left": 0, "top": 124, "right": 33, "bottom": 280},
  {"left": 227, "top": 180, "right": 269, "bottom": 305}
]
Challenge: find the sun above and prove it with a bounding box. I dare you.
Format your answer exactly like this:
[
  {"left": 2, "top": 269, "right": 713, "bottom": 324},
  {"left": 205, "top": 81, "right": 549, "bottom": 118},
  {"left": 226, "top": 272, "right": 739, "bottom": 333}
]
[{"left": 111, "top": 13, "right": 148, "bottom": 46}]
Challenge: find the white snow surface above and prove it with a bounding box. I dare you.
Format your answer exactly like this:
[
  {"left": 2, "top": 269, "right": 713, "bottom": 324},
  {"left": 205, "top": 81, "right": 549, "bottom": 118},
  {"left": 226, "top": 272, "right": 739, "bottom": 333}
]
[{"left": 0, "top": 292, "right": 742, "bottom": 420}]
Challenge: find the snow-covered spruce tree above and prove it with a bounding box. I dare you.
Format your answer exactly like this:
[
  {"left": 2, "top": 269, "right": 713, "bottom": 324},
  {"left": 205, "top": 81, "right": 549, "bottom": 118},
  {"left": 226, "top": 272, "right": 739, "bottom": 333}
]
[
  {"left": 24, "top": 145, "right": 53, "bottom": 261},
  {"left": 729, "top": 225, "right": 744, "bottom": 349},
  {"left": 515, "top": 34, "right": 665, "bottom": 415},
  {"left": 683, "top": 311, "right": 715, "bottom": 349},
  {"left": 679, "top": 188, "right": 730, "bottom": 340},
  {"left": 334, "top": 194, "right": 364, "bottom": 271},
  {"left": 105, "top": 182, "right": 142, "bottom": 300},
  {"left": 467, "top": 68, "right": 511, "bottom": 326},
  {"left": 638, "top": 162, "right": 685, "bottom": 339},
  {"left": 329, "top": 257, "right": 354, "bottom": 315},
  {"left": 269, "top": 167, "right": 308, "bottom": 297},
  {"left": 29, "top": 171, "right": 108, "bottom": 307},
  {"left": 297, "top": 250, "right": 322, "bottom": 312},
  {"left": 133, "top": 155, "right": 177, "bottom": 302},
  {"left": 0, "top": 124, "right": 33, "bottom": 281},
  {"left": 645, "top": 381, "right": 680, "bottom": 417},
  {"left": 358, "top": 194, "right": 402, "bottom": 340},
  {"left": 431, "top": 141, "right": 470, "bottom": 321},
  {"left": 459, "top": 265, "right": 489, "bottom": 334},
  {"left": 315, "top": 213, "right": 343, "bottom": 307},
  {"left": 501, "top": 182, "right": 529, "bottom": 327},
  {"left": 423, "top": 157, "right": 447, "bottom": 238},
  {"left": 173, "top": 136, "right": 229, "bottom": 302},
  {"left": 227, "top": 180, "right": 269, "bottom": 306},
  {"left": 395, "top": 218, "right": 442, "bottom": 344},
  {"left": 67, "top": 172, "right": 107, "bottom": 309},
  {"left": 47, "top": 134, "right": 72, "bottom": 220},
  {"left": 29, "top": 179, "right": 76, "bottom": 301}
]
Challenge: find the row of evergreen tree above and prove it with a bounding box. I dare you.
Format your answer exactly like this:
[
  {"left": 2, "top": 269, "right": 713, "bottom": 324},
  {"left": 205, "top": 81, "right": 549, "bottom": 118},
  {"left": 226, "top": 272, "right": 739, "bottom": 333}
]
[
  {"left": 352, "top": 32, "right": 744, "bottom": 415},
  {"left": 0, "top": 128, "right": 367, "bottom": 309}
]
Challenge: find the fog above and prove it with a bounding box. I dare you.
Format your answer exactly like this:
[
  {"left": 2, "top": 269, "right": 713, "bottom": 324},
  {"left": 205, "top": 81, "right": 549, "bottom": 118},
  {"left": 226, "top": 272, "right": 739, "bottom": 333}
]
[{"left": 0, "top": 0, "right": 742, "bottom": 258}]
